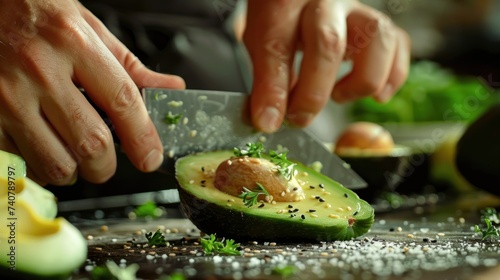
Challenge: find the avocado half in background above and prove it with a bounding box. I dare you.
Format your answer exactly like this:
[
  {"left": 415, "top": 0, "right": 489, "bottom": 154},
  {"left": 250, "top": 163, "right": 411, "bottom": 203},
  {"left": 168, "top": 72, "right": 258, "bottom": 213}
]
[
  {"left": 0, "top": 151, "right": 87, "bottom": 279},
  {"left": 456, "top": 104, "right": 500, "bottom": 196},
  {"left": 175, "top": 150, "right": 375, "bottom": 242},
  {"left": 333, "top": 122, "right": 413, "bottom": 199}
]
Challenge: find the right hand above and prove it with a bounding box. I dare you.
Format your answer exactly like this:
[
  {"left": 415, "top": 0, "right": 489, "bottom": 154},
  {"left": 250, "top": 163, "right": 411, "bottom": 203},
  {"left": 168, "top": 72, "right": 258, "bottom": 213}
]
[{"left": 0, "top": 0, "right": 185, "bottom": 186}]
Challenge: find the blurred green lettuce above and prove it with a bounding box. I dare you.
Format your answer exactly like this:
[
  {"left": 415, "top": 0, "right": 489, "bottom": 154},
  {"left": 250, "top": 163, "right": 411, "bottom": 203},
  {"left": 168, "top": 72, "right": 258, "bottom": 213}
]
[{"left": 349, "top": 60, "right": 499, "bottom": 123}]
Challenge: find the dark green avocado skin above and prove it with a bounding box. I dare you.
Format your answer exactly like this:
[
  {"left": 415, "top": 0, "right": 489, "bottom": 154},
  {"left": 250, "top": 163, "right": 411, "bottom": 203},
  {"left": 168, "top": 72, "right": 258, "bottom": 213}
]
[
  {"left": 178, "top": 187, "right": 374, "bottom": 242},
  {"left": 456, "top": 103, "right": 500, "bottom": 196}
]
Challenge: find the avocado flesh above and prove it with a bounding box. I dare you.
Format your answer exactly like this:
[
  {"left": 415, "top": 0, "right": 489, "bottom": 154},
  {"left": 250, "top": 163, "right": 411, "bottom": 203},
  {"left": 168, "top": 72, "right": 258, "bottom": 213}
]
[{"left": 176, "top": 150, "right": 375, "bottom": 241}]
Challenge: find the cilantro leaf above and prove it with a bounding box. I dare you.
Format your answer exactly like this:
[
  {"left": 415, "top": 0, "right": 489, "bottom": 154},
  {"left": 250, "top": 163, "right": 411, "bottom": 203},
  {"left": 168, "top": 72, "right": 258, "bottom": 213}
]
[
  {"left": 200, "top": 234, "right": 240, "bottom": 256},
  {"left": 145, "top": 229, "right": 168, "bottom": 247},
  {"left": 234, "top": 142, "right": 265, "bottom": 158},
  {"left": 474, "top": 208, "right": 500, "bottom": 240},
  {"left": 238, "top": 182, "right": 270, "bottom": 207}
]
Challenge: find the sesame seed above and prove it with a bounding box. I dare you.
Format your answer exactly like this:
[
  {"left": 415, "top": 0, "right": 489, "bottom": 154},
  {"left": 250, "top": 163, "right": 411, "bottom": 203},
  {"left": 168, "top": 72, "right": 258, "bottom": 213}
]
[
  {"left": 346, "top": 206, "right": 352, "bottom": 211},
  {"left": 290, "top": 214, "right": 296, "bottom": 218},
  {"left": 397, "top": 227, "right": 403, "bottom": 232},
  {"left": 344, "top": 193, "right": 348, "bottom": 198},
  {"left": 95, "top": 247, "right": 103, "bottom": 251},
  {"left": 293, "top": 187, "right": 298, "bottom": 191},
  {"left": 310, "top": 186, "right": 315, "bottom": 189},
  {"left": 201, "top": 180, "right": 206, "bottom": 184},
  {"left": 329, "top": 214, "right": 339, "bottom": 218},
  {"left": 407, "top": 234, "right": 414, "bottom": 238},
  {"left": 325, "top": 204, "right": 332, "bottom": 208},
  {"left": 100, "top": 225, "right": 109, "bottom": 232},
  {"left": 269, "top": 242, "right": 277, "bottom": 246},
  {"left": 353, "top": 211, "right": 358, "bottom": 216},
  {"left": 337, "top": 207, "right": 344, "bottom": 212},
  {"left": 310, "top": 214, "right": 318, "bottom": 218},
  {"left": 315, "top": 196, "right": 321, "bottom": 199},
  {"left": 226, "top": 203, "right": 232, "bottom": 207},
  {"left": 201, "top": 166, "right": 205, "bottom": 172},
  {"left": 320, "top": 252, "right": 329, "bottom": 257},
  {"left": 277, "top": 210, "right": 283, "bottom": 214},
  {"left": 169, "top": 253, "right": 176, "bottom": 257},
  {"left": 319, "top": 184, "right": 324, "bottom": 188},
  {"left": 293, "top": 208, "right": 299, "bottom": 213},
  {"left": 319, "top": 198, "right": 325, "bottom": 203},
  {"left": 288, "top": 205, "right": 294, "bottom": 208},
  {"left": 437, "top": 233, "right": 445, "bottom": 237},
  {"left": 258, "top": 203, "right": 265, "bottom": 208},
  {"left": 301, "top": 214, "right": 305, "bottom": 220},
  {"left": 309, "top": 209, "right": 316, "bottom": 212}
]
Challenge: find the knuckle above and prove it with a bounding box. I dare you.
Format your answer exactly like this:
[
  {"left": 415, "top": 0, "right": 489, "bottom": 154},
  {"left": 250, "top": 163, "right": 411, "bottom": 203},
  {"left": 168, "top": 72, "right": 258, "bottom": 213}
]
[
  {"left": 316, "top": 26, "right": 345, "bottom": 63},
  {"left": 44, "top": 159, "right": 76, "bottom": 185},
  {"left": 264, "top": 39, "right": 293, "bottom": 62},
  {"left": 112, "top": 82, "right": 141, "bottom": 116},
  {"left": 357, "top": 79, "right": 382, "bottom": 96},
  {"left": 75, "top": 124, "right": 112, "bottom": 160},
  {"left": 130, "top": 125, "right": 157, "bottom": 148}
]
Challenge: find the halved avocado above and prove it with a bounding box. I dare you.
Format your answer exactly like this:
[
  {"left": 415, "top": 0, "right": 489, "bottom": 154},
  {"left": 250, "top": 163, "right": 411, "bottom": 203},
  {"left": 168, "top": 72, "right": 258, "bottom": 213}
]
[{"left": 175, "top": 150, "right": 374, "bottom": 242}]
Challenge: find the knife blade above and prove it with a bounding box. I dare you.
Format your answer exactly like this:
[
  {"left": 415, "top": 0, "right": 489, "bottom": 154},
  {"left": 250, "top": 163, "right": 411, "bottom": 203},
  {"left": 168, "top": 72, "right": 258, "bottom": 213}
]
[{"left": 142, "top": 88, "right": 366, "bottom": 190}]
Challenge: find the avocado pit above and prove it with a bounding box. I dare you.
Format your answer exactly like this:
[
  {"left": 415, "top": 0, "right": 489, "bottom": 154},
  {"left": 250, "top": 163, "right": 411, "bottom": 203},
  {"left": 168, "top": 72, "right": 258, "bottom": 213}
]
[{"left": 214, "top": 156, "right": 305, "bottom": 202}]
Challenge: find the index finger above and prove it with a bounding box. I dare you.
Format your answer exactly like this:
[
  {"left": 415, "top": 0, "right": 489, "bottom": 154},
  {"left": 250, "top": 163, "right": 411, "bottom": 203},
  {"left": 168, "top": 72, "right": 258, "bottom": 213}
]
[
  {"left": 243, "top": 0, "right": 306, "bottom": 133},
  {"left": 73, "top": 28, "right": 164, "bottom": 173}
]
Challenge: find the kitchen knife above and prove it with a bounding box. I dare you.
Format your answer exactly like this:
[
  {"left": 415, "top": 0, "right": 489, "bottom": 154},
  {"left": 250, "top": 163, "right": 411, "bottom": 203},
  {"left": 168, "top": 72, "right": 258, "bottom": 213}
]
[{"left": 142, "top": 88, "right": 367, "bottom": 190}]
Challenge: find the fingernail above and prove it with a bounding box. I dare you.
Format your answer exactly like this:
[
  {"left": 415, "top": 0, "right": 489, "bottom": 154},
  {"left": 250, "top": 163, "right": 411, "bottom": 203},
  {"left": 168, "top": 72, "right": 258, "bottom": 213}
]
[
  {"left": 377, "top": 84, "right": 394, "bottom": 103},
  {"left": 287, "top": 112, "right": 314, "bottom": 126},
  {"left": 258, "top": 107, "right": 281, "bottom": 133},
  {"left": 144, "top": 149, "right": 164, "bottom": 172}
]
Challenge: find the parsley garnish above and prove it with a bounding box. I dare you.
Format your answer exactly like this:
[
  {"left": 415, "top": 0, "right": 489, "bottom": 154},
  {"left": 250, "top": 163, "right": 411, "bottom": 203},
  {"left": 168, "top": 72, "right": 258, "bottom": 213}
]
[
  {"left": 474, "top": 208, "right": 500, "bottom": 240},
  {"left": 238, "top": 182, "right": 270, "bottom": 207},
  {"left": 164, "top": 112, "right": 182, "bottom": 125},
  {"left": 145, "top": 229, "right": 168, "bottom": 247},
  {"left": 269, "top": 150, "right": 296, "bottom": 180},
  {"left": 234, "top": 142, "right": 265, "bottom": 157},
  {"left": 200, "top": 234, "right": 240, "bottom": 256}
]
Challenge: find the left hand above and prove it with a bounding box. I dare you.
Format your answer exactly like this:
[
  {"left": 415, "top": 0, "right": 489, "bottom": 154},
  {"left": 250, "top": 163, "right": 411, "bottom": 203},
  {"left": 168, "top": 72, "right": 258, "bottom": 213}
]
[{"left": 244, "top": 0, "right": 411, "bottom": 133}]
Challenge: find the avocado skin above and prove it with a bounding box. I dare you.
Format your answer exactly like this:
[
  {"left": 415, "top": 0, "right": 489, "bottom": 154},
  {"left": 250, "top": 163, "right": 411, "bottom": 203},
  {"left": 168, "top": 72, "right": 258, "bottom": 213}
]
[
  {"left": 456, "top": 104, "right": 500, "bottom": 195},
  {"left": 178, "top": 186, "right": 374, "bottom": 242}
]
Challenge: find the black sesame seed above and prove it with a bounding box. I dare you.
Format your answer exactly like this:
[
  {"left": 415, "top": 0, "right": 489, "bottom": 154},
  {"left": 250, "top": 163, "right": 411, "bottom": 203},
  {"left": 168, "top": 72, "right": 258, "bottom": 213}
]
[
  {"left": 344, "top": 193, "right": 348, "bottom": 198},
  {"left": 309, "top": 209, "right": 316, "bottom": 213},
  {"left": 258, "top": 203, "right": 265, "bottom": 208},
  {"left": 310, "top": 186, "right": 315, "bottom": 189},
  {"left": 423, "top": 238, "right": 429, "bottom": 242},
  {"left": 201, "top": 166, "right": 205, "bottom": 172},
  {"left": 319, "top": 184, "right": 324, "bottom": 189},
  {"left": 319, "top": 198, "right": 325, "bottom": 203},
  {"left": 288, "top": 205, "right": 294, "bottom": 209},
  {"left": 290, "top": 214, "right": 296, "bottom": 218},
  {"left": 293, "top": 208, "right": 299, "bottom": 213},
  {"left": 201, "top": 180, "right": 206, "bottom": 184},
  {"left": 293, "top": 187, "right": 298, "bottom": 191},
  {"left": 288, "top": 209, "right": 294, "bottom": 213},
  {"left": 301, "top": 214, "right": 305, "bottom": 220},
  {"left": 353, "top": 211, "right": 358, "bottom": 216},
  {"left": 315, "top": 196, "right": 321, "bottom": 199},
  {"left": 431, "top": 239, "right": 437, "bottom": 243},
  {"left": 389, "top": 228, "right": 395, "bottom": 232}
]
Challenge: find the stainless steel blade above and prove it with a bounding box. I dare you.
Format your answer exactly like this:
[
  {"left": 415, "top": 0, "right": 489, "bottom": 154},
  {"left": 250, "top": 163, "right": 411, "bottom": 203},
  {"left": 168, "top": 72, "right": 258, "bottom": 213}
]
[{"left": 143, "top": 88, "right": 367, "bottom": 189}]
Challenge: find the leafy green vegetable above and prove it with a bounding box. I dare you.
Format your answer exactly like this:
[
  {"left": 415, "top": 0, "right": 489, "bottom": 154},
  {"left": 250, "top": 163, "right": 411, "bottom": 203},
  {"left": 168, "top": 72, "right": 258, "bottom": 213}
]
[
  {"left": 91, "top": 261, "right": 139, "bottom": 280},
  {"left": 164, "top": 112, "right": 182, "bottom": 125},
  {"left": 474, "top": 208, "right": 500, "bottom": 240},
  {"left": 350, "top": 60, "right": 498, "bottom": 123},
  {"left": 272, "top": 265, "right": 297, "bottom": 278},
  {"left": 269, "top": 150, "right": 296, "bottom": 180},
  {"left": 145, "top": 229, "right": 168, "bottom": 247},
  {"left": 238, "top": 182, "right": 270, "bottom": 207},
  {"left": 200, "top": 234, "right": 240, "bottom": 256},
  {"left": 234, "top": 142, "right": 265, "bottom": 158},
  {"left": 134, "top": 201, "right": 162, "bottom": 218}
]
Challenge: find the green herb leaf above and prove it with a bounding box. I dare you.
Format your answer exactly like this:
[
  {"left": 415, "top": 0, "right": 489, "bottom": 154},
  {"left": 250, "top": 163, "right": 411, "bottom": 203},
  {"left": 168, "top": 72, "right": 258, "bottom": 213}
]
[
  {"left": 474, "top": 208, "right": 500, "bottom": 240},
  {"left": 238, "top": 182, "right": 270, "bottom": 207},
  {"left": 234, "top": 142, "right": 265, "bottom": 158},
  {"left": 91, "top": 261, "right": 139, "bottom": 280},
  {"left": 269, "top": 150, "right": 296, "bottom": 180},
  {"left": 164, "top": 112, "right": 182, "bottom": 125},
  {"left": 200, "top": 234, "right": 240, "bottom": 256},
  {"left": 134, "top": 201, "right": 162, "bottom": 218},
  {"left": 272, "top": 265, "right": 297, "bottom": 278},
  {"left": 145, "top": 229, "right": 168, "bottom": 247}
]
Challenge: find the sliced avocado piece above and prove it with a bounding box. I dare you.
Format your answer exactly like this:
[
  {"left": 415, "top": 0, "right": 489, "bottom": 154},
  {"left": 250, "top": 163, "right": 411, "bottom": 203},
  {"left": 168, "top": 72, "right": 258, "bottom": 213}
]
[
  {"left": 176, "top": 150, "right": 374, "bottom": 241},
  {"left": 0, "top": 151, "right": 87, "bottom": 279}
]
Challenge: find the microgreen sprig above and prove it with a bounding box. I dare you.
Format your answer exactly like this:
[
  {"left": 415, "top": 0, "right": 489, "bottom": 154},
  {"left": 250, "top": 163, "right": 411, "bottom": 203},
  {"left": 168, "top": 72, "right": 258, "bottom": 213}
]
[
  {"left": 238, "top": 182, "right": 270, "bottom": 207},
  {"left": 200, "top": 234, "right": 240, "bottom": 256},
  {"left": 145, "top": 229, "right": 168, "bottom": 247},
  {"left": 474, "top": 207, "right": 500, "bottom": 240},
  {"left": 269, "top": 150, "right": 296, "bottom": 181},
  {"left": 233, "top": 142, "right": 265, "bottom": 158}
]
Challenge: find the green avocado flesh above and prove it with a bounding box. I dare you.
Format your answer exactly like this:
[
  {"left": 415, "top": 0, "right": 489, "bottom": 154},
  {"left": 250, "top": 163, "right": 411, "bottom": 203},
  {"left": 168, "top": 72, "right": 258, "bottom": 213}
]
[{"left": 175, "top": 150, "right": 375, "bottom": 241}]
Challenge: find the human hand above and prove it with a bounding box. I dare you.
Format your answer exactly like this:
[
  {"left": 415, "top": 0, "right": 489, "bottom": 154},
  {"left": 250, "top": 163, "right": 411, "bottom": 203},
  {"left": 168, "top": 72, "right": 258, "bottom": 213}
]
[
  {"left": 0, "top": 0, "right": 185, "bottom": 185},
  {"left": 244, "top": 0, "right": 410, "bottom": 133}
]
